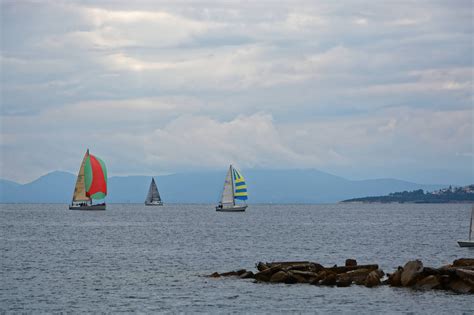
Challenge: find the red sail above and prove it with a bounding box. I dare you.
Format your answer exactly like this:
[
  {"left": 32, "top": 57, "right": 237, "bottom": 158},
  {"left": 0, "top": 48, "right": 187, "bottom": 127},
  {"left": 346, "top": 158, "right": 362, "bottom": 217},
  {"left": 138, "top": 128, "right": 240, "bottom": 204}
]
[{"left": 86, "top": 154, "right": 107, "bottom": 198}]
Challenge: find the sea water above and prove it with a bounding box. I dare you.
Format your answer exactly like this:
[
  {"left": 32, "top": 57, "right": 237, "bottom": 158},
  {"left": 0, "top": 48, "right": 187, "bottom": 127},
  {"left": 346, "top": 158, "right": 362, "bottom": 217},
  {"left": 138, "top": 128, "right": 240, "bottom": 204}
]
[{"left": 1, "top": 203, "right": 473, "bottom": 313}]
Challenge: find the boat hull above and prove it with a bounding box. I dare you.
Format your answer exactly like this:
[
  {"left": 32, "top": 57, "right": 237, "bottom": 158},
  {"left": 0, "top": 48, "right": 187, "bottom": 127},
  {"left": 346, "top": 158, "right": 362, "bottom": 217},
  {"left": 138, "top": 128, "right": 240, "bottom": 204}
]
[
  {"left": 216, "top": 205, "right": 247, "bottom": 212},
  {"left": 69, "top": 204, "right": 106, "bottom": 210},
  {"left": 457, "top": 240, "right": 474, "bottom": 247},
  {"left": 145, "top": 202, "right": 163, "bottom": 206}
]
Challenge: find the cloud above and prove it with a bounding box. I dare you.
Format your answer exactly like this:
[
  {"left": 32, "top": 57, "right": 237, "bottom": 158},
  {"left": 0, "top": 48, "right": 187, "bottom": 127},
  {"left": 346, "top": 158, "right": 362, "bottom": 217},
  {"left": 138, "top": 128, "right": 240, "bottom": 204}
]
[
  {"left": 1, "top": 1, "right": 472, "bottom": 184},
  {"left": 142, "top": 112, "right": 320, "bottom": 171},
  {"left": 53, "top": 6, "right": 216, "bottom": 50}
]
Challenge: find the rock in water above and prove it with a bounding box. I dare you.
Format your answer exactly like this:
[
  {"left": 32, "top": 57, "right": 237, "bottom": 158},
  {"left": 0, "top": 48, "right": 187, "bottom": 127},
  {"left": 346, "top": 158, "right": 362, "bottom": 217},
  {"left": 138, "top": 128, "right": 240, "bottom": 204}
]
[
  {"left": 455, "top": 269, "right": 474, "bottom": 286},
  {"left": 288, "top": 270, "right": 319, "bottom": 279},
  {"left": 309, "top": 270, "right": 327, "bottom": 285},
  {"left": 453, "top": 258, "right": 474, "bottom": 267},
  {"left": 345, "top": 259, "right": 357, "bottom": 267},
  {"left": 270, "top": 271, "right": 289, "bottom": 283},
  {"left": 255, "top": 265, "right": 282, "bottom": 282},
  {"left": 365, "top": 271, "right": 381, "bottom": 287},
  {"left": 414, "top": 275, "right": 441, "bottom": 290},
  {"left": 320, "top": 273, "right": 337, "bottom": 286},
  {"left": 209, "top": 272, "right": 221, "bottom": 278},
  {"left": 286, "top": 263, "right": 324, "bottom": 273},
  {"left": 447, "top": 279, "right": 473, "bottom": 294},
  {"left": 401, "top": 260, "right": 423, "bottom": 287},
  {"left": 336, "top": 277, "right": 352, "bottom": 287},
  {"left": 287, "top": 271, "right": 308, "bottom": 283},
  {"left": 220, "top": 271, "right": 238, "bottom": 277},
  {"left": 326, "top": 264, "right": 378, "bottom": 274},
  {"left": 240, "top": 271, "right": 255, "bottom": 279},
  {"left": 420, "top": 267, "right": 440, "bottom": 278},
  {"left": 257, "top": 262, "right": 269, "bottom": 271},
  {"left": 340, "top": 269, "right": 371, "bottom": 284},
  {"left": 388, "top": 268, "right": 403, "bottom": 287}
]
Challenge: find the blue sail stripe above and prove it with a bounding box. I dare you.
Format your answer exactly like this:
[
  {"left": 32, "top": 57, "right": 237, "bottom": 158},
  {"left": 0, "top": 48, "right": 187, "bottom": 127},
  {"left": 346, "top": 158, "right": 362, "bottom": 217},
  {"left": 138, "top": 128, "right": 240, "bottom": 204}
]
[
  {"left": 235, "top": 196, "right": 248, "bottom": 200},
  {"left": 233, "top": 169, "right": 239, "bottom": 180},
  {"left": 235, "top": 188, "right": 247, "bottom": 193},
  {"left": 235, "top": 182, "right": 246, "bottom": 186}
]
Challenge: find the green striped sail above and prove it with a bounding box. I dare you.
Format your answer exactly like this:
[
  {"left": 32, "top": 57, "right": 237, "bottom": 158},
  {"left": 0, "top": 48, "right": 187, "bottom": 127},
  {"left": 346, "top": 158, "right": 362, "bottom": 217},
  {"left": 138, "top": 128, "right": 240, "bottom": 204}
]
[{"left": 233, "top": 168, "right": 248, "bottom": 200}]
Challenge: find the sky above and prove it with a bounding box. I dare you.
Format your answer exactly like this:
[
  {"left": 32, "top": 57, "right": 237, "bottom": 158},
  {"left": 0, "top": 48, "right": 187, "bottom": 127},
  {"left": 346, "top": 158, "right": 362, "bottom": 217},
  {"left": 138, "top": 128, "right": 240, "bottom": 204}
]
[{"left": 1, "top": 0, "right": 473, "bottom": 185}]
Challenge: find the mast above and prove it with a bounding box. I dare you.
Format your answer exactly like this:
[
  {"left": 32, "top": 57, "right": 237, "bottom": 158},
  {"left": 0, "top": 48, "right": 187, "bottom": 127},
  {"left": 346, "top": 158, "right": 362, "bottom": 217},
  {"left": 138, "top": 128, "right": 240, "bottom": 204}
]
[
  {"left": 469, "top": 205, "right": 473, "bottom": 241},
  {"left": 86, "top": 149, "right": 91, "bottom": 205},
  {"left": 231, "top": 165, "right": 235, "bottom": 206}
]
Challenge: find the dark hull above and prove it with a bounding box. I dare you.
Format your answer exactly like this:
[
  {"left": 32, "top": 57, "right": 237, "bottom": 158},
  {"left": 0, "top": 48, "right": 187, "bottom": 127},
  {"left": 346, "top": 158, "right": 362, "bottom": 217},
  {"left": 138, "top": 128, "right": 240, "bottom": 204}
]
[
  {"left": 216, "top": 205, "right": 247, "bottom": 212},
  {"left": 457, "top": 240, "right": 474, "bottom": 247},
  {"left": 145, "top": 202, "right": 163, "bottom": 206},
  {"left": 69, "top": 204, "right": 106, "bottom": 210}
]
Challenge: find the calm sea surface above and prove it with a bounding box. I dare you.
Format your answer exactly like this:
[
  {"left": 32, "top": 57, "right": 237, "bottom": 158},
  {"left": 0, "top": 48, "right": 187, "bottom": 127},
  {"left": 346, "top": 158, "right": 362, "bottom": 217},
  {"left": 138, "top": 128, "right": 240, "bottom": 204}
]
[{"left": 1, "top": 203, "right": 473, "bottom": 313}]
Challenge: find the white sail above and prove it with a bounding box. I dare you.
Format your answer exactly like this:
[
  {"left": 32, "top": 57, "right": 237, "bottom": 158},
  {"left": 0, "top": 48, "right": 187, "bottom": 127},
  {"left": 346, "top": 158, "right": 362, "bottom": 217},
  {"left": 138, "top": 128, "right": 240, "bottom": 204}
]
[
  {"left": 72, "top": 153, "right": 90, "bottom": 202},
  {"left": 145, "top": 178, "right": 161, "bottom": 203},
  {"left": 220, "top": 166, "right": 234, "bottom": 206}
]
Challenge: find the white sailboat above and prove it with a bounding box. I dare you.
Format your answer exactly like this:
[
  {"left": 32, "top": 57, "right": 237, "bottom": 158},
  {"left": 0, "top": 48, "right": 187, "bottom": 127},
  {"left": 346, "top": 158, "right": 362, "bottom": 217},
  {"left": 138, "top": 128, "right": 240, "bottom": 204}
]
[
  {"left": 457, "top": 205, "right": 474, "bottom": 247},
  {"left": 216, "top": 165, "right": 248, "bottom": 212},
  {"left": 145, "top": 178, "right": 163, "bottom": 206}
]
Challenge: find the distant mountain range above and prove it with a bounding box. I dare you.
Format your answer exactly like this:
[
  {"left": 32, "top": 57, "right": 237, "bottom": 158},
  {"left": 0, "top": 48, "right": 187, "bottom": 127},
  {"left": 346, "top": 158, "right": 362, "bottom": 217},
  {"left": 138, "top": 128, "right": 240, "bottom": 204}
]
[{"left": 0, "top": 169, "right": 447, "bottom": 204}]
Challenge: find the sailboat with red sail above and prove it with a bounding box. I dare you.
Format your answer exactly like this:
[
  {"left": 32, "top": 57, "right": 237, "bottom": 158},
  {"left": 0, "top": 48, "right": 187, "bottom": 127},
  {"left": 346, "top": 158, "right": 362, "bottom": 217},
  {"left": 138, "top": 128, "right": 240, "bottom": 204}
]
[{"left": 69, "top": 149, "right": 108, "bottom": 210}]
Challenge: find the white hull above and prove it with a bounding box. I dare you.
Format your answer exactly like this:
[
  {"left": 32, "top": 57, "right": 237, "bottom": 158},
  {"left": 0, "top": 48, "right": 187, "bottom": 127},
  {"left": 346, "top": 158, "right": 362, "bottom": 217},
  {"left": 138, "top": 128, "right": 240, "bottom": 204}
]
[
  {"left": 145, "top": 201, "right": 163, "bottom": 206},
  {"left": 69, "top": 204, "right": 106, "bottom": 210},
  {"left": 457, "top": 240, "right": 474, "bottom": 247},
  {"left": 216, "top": 205, "right": 247, "bottom": 212}
]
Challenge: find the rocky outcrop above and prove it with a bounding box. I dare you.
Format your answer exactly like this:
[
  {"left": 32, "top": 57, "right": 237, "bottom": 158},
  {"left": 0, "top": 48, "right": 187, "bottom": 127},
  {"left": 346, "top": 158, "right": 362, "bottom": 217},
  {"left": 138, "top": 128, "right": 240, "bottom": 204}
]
[{"left": 208, "top": 258, "right": 474, "bottom": 294}]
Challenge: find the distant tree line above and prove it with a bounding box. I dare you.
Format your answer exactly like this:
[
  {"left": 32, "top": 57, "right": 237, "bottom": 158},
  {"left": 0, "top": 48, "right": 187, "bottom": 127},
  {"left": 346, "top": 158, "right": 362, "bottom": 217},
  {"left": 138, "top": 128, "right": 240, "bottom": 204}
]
[{"left": 342, "top": 185, "right": 474, "bottom": 203}]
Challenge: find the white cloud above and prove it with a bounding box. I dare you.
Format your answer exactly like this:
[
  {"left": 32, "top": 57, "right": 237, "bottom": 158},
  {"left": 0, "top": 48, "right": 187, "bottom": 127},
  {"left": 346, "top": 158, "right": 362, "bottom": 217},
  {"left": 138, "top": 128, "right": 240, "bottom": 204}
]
[
  {"left": 1, "top": 1, "right": 472, "bottom": 184},
  {"left": 79, "top": 6, "right": 214, "bottom": 49},
  {"left": 354, "top": 18, "right": 368, "bottom": 26}
]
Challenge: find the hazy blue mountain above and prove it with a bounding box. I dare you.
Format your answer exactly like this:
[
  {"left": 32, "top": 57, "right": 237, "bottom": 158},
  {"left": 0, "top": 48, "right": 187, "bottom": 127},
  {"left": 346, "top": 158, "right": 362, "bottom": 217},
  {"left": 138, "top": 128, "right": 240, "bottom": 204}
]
[{"left": 0, "top": 169, "right": 445, "bottom": 204}]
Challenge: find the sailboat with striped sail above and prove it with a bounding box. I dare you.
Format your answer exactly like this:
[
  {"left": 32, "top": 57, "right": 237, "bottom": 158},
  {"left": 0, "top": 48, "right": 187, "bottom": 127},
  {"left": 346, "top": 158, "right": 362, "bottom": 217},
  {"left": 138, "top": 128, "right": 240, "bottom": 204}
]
[
  {"left": 145, "top": 178, "right": 163, "bottom": 206},
  {"left": 216, "top": 165, "right": 248, "bottom": 212},
  {"left": 69, "top": 149, "right": 107, "bottom": 210}
]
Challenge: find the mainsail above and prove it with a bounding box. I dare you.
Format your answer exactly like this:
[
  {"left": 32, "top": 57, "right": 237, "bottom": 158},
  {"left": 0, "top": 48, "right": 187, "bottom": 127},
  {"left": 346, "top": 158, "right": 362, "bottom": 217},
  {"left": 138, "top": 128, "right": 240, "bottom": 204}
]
[
  {"left": 72, "top": 153, "right": 90, "bottom": 202},
  {"left": 145, "top": 178, "right": 162, "bottom": 203},
  {"left": 220, "top": 166, "right": 234, "bottom": 206}
]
